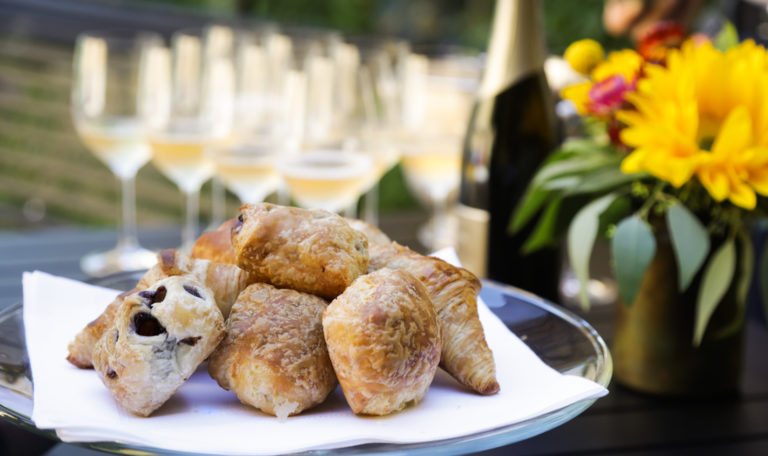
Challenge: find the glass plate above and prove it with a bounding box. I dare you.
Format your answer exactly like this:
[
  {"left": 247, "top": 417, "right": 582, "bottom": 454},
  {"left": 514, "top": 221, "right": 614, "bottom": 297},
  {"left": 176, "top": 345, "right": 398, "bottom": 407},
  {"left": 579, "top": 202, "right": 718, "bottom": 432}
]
[{"left": 0, "top": 273, "right": 612, "bottom": 456}]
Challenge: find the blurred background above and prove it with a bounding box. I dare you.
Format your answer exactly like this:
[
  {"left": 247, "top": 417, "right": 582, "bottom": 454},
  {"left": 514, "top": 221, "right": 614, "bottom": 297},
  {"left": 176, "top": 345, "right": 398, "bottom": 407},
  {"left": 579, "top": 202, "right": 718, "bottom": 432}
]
[{"left": 0, "top": 0, "right": 642, "bottom": 232}]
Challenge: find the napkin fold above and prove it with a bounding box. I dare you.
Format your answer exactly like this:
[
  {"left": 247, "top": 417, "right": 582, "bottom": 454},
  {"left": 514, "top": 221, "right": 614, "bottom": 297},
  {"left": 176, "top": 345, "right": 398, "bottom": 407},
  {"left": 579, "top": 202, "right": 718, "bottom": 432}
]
[{"left": 24, "top": 250, "right": 607, "bottom": 455}]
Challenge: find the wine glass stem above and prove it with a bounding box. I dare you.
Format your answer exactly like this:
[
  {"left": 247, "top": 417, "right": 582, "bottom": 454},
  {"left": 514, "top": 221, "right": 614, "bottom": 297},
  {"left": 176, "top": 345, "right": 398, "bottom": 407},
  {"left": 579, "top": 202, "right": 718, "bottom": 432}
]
[
  {"left": 363, "top": 182, "right": 379, "bottom": 226},
  {"left": 117, "top": 175, "right": 140, "bottom": 250},
  {"left": 431, "top": 194, "right": 448, "bottom": 252},
  {"left": 182, "top": 189, "right": 200, "bottom": 253},
  {"left": 210, "top": 177, "right": 226, "bottom": 228}
]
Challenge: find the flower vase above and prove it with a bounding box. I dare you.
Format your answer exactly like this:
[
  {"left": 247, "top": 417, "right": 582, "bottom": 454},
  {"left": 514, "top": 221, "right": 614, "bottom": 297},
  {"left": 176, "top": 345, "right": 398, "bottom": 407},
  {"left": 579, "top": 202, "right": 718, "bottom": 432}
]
[{"left": 612, "top": 228, "right": 745, "bottom": 396}]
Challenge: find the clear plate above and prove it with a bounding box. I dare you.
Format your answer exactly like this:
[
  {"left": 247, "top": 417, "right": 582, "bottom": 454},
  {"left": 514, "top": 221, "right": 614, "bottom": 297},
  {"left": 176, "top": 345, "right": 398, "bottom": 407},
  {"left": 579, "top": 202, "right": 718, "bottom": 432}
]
[{"left": 0, "top": 273, "right": 611, "bottom": 456}]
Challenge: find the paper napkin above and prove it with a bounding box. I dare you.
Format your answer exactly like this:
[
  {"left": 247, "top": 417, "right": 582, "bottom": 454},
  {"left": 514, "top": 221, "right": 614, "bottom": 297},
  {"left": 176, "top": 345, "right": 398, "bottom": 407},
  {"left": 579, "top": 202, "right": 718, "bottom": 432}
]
[{"left": 24, "top": 251, "right": 607, "bottom": 455}]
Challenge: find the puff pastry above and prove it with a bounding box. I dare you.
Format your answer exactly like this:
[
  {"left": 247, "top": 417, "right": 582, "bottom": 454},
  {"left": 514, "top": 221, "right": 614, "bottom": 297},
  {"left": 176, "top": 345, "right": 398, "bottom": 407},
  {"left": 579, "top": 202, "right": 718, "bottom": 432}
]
[
  {"left": 343, "top": 218, "right": 391, "bottom": 245},
  {"left": 66, "top": 249, "right": 249, "bottom": 369},
  {"left": 92, "top": 276, "right": 225, "bottom": 416},
  {"left": 323, "top": 268, "right": 441, "bottom": 415},
  {"left": 191, "top": 218, "right": 238, "bottom": 264},
  {"left": 368, "top": 242, "right": 499, "bottom": 395},
  {"left": 231, "top": 203, "right": 368, "bottom": 299},
  {"left": 208, "top": 283, "right": 336, "bottom": 419}
]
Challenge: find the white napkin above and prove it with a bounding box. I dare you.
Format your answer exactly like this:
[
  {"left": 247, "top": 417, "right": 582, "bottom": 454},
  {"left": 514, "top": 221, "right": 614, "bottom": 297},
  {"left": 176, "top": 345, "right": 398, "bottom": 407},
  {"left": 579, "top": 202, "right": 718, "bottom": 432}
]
[{"left": 24, "top": 250, "right": 607, "bottom": 455}]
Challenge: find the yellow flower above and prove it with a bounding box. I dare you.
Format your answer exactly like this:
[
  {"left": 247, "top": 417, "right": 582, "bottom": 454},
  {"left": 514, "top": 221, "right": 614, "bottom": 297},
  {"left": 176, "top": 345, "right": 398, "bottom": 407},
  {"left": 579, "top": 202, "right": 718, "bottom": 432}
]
[
  {"left": 591, "top": 49, "right": 644, "bottom": 83},
  {"left": 619, "top": 40, "right": 768, "bottom": 209},
  {"left": 564, "top": 39, "right": 604, "bottom": 75}
]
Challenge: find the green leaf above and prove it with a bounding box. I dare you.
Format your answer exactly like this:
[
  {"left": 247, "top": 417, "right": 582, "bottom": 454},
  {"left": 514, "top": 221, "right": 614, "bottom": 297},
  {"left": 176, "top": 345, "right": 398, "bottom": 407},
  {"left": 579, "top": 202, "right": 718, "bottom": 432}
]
[
  {"left": 522, "top": 197, "right": 563, "bottom": 254},
  {"left": 510, "top": 186, "right": 551, "bottom": 233},
  {"left": 566, "top": 167, "right": 639, "bottom": 196},
  {"left": 567, "top": 193, "right": 618, "bottom": 310},
  {"left": 712, "top": 232, "right": 753, "bottom": 340},
  {"left": 598, "top": 195, "right": 631, "bottom": 234},
  {"left": 612, "top": 215, "right": 656, "bottom": 306},
  {"left": 541, "top": 176, "right": 582, "bottom": 191},
  {"left": 666, "top": 204, "right": 710, "bottom": 291},
  {"left": 714, "top": 21, "right": 739, "bottom": 52},
  {"left": 694, "top": 237, "right": 737, "bottom": 346},
  {"left": 532, "top": 154, "right": 619, "bottom": 186}
]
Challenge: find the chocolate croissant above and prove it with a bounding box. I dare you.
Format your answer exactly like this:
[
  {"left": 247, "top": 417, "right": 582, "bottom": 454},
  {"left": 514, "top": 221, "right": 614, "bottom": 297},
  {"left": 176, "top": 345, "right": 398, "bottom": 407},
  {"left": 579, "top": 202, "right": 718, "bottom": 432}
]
[
  {"left": 66, "top": 249, "right": 250, "bottom": 369},
  {"left": 92, "top": 276, "right": 225, "bottom": 416},
  {"left": 231, "top": 203, "right": 369, "bottom": 299},
  {"left": 368, "top": 242, "right": 499, "bottom": 395},
  {"left": 208, "top": 283, "right": 336, "bottom": 419},
  {"left": 323, "top": 268, "right": 441, "bottom": 415}
]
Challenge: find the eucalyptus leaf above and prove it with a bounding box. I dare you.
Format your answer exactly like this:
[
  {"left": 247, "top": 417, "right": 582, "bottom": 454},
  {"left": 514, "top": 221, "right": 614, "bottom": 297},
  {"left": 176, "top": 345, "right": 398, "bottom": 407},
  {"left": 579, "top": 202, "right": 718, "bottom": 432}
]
[
  {"left": 510, "top": 186, "right": 551, "bottom": 233},
  {"left": 666, "top": 204, "right": 710, "bottom": 291},
  {"left": 712, "top": 232, "right": 753, "bottom": 340},
  {"left": 694, "top": 237, "right": 736, "bottom": 346},
  {"left": 567, "top": 193, "right": 618, "bottom": 310},
  {"left": 612, "top": 216, "right": 657, "bottom": 306},
  {"left": 522, "top": 197, "right": 563, "bottom": 254},
  {"left": 542, "top": 175, "right": 582, "bottom": 191}
]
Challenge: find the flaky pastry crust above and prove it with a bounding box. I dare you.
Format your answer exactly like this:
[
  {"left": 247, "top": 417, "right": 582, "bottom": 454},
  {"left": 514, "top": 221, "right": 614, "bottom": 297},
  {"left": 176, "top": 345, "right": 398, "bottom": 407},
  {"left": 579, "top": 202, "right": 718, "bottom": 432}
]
[
  {"left": 368, "top": 242, "right": 499, "bottom": 395},
  {"left": 323, "top": 268, "right": 441, "bottom": 415},
  {"left": 231, "top": 203, "right": 368, "bottom": 299},
  {"left": 208, "top": 283, "right": 336, "bottom": 418}
]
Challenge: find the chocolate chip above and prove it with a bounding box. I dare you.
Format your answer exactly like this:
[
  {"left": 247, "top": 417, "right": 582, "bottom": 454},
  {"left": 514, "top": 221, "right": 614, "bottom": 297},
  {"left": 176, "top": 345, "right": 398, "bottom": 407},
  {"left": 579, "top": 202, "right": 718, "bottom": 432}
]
[
  {"left": 233, "top": 214, "right": 244, "bottom": 234},
  {"left": 106, "top": 369, "right": 118, "bottom": 379},
  {"left": 179, "top": 336, "right": 202, "bottom": 346},
  {"left": 183, "top": 285, "right": 202, "bottom": 298},
  {"left": 114, "top": 330, "right": 119, "bottom": 342},
  {"left": 138, "top": 286, "right": 167, "bottom": 308},
  {"left": 132, "top": 312, "right": 166, "bottom": 337}
]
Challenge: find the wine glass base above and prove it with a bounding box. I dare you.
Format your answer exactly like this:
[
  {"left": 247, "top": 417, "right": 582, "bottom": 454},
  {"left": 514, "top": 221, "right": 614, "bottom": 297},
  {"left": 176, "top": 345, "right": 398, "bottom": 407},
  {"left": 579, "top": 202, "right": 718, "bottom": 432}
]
[{"left": 80, "top": 245, "right": 157, "bottom": 277}]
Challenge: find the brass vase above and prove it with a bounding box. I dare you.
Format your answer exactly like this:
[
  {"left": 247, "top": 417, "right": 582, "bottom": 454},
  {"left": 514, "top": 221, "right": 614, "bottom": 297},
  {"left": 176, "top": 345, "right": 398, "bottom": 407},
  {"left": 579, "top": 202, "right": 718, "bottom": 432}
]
[{"left": 612, "top": 228, "right": 745, "bottom": 396}]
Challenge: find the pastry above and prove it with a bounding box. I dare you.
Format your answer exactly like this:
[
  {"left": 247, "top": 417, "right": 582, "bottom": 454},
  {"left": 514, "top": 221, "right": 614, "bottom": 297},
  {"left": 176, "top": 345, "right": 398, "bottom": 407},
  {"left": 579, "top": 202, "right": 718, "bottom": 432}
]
[
  {"left": 323, "top": 268, "right": 441, "bottom": 415},
  {"left": 91, "top": 276, "right": 225, "bottom": 416},
  {"left": 208, "top": 283, "right": 336, "bottom": 419},
  {"left": 231, "top": 203, "right": 368, "bottom": 299},
  {"left": 368, "top": 242, "right": 499, "bottom": 395},
  {"left": 191, "top": 218, "right": 238, "bottom": 264},
  {"left": 65, "top": 264, "right": 167, "bottom": 369},
  {"left": 343, "top": 218, "right": 391, "bottom": 245},
  {"left": 66, "top": 249, "right": 249, "bottom": 369}
]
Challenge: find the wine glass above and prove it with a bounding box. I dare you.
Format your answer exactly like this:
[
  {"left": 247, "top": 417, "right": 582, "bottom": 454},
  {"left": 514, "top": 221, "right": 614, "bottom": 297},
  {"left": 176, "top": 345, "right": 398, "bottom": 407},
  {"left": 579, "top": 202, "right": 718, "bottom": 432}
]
[
  {"left": 71, "top": 30, "right": 164, "bottom": 276},
  {"left": 279, "top": 150, "right": 374, "bottom": 214},
  {"left": 399, "top": 49, "right": 481, "bottom": 251},
  {"left": 144, "top": 28, "right": 234, "bottom": 252}
]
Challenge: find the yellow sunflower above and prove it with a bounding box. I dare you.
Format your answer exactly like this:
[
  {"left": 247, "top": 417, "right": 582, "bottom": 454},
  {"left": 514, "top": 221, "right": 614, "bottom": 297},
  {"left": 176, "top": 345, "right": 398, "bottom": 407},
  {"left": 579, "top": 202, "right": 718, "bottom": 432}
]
[{"left": 619, "top": 40, "right": 768, "bottom": 209}]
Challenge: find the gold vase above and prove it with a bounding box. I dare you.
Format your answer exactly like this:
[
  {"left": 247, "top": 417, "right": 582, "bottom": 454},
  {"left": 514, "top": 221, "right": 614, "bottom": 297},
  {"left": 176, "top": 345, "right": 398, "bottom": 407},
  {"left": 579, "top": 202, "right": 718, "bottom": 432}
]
[{"left": 612, "top": 228, "right": 745, "bottom": 396}]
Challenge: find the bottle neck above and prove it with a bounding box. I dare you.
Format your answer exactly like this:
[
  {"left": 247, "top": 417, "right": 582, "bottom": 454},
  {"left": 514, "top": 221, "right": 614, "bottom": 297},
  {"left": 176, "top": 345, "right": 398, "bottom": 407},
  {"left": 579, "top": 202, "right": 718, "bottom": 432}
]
[{"left": 479, "top": 0, "right": 546, "bottom": 98}]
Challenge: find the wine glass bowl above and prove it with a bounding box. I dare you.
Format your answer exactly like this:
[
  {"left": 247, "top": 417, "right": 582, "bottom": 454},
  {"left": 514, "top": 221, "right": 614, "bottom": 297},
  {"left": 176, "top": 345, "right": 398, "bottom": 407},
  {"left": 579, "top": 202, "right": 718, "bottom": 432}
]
[
  {"left": 279, "top": 150, "right": 374, "bottom": 214},
  {"left": 71, "top": 30, "right": 164, "bottom": 276}
]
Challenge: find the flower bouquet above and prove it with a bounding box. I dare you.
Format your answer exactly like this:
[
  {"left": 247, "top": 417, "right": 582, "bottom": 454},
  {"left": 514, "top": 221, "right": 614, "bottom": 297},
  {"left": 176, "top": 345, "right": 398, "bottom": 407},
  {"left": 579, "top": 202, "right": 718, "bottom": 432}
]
[{"left": 512, "top": 23, "right": 768, "bottom": 394}]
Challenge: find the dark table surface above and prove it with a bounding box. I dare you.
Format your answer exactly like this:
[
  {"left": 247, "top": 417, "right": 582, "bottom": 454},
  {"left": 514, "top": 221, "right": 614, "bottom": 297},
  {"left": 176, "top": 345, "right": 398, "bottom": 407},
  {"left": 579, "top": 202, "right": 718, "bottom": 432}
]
[{"left": 2, "top": 213, "right": 768, "bottom": 456}]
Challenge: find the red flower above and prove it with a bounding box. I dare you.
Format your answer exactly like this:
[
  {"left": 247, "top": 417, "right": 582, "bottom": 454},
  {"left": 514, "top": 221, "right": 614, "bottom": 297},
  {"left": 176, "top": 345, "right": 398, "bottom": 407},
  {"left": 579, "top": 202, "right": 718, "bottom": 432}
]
[
  {"left": 587, "top": 75, "right": 634, "bottom": 117},
  {"left": 637, "top": 21, "right": 686, "bottom": 63}
]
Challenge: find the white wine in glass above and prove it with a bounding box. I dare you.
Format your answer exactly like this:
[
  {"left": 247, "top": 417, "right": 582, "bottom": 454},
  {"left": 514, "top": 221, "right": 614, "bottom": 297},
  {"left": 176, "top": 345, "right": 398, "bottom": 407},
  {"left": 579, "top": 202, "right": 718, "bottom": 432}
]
[
  {"left": 280, "top": 151, "right": 373, "bottom": 214},
  {"left": 212, "top": 141, "right": 281, "bottom": 204},
  {"left": 72, "top": 30, "right": 163, "bottom": 276},
  {"left": 144, "top": 29, "right": 233, "bottom": 252}
]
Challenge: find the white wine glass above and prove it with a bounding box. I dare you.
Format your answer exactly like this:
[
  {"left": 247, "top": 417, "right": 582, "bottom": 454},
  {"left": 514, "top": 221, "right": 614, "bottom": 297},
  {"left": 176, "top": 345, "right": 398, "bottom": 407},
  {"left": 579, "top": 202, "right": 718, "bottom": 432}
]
[
  {"left": 279, "top": 150, "right": 373, "bottom": 214},
  {"left": 144, "top": 28, "right": 234, "bottom": 252},
  {"left": 71, "top": 30, "right": 163, "bottom": 276}
]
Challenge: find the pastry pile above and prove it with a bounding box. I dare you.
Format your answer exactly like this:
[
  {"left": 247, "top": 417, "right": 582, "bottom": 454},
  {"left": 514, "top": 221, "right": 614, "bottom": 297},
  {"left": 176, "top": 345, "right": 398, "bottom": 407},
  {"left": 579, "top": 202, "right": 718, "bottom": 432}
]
[{"left": 66, "top": 203, "right": 498, "bottom": 418}]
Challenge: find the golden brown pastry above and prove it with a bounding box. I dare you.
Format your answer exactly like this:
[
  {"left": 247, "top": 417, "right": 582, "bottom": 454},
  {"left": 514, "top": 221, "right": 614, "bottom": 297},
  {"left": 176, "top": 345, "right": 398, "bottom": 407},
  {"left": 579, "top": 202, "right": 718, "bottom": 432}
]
[
  {"left": 343, "top": 218, "right": 391, "bottom": 245},
  {"left": 368, "top": 242, "right": 499, "bottom": 395},
  {"left": 92, "top": 276, "right": 225, "bottom": 416},
  {"left": 208, "top": 283, "right": 336, "bottom": 419},
  {"left": 323, "top": 268, "right": 441, "bottom": 415},
  {"left": 66, "top": 249, "right": 249, "bottom": 369},
  {"left": 191, "top": 218, "right": 238, "bottom": 264},
  {"left": 231, "top": 203, "right": 368, "bottom": 299}
]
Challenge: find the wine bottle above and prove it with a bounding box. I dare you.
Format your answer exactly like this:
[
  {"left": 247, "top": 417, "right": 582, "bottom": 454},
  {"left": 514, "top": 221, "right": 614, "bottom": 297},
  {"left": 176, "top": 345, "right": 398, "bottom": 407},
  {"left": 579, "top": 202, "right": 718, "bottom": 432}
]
[{"left": 456, "top": 0, "right": 561, "bottom": 301}]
